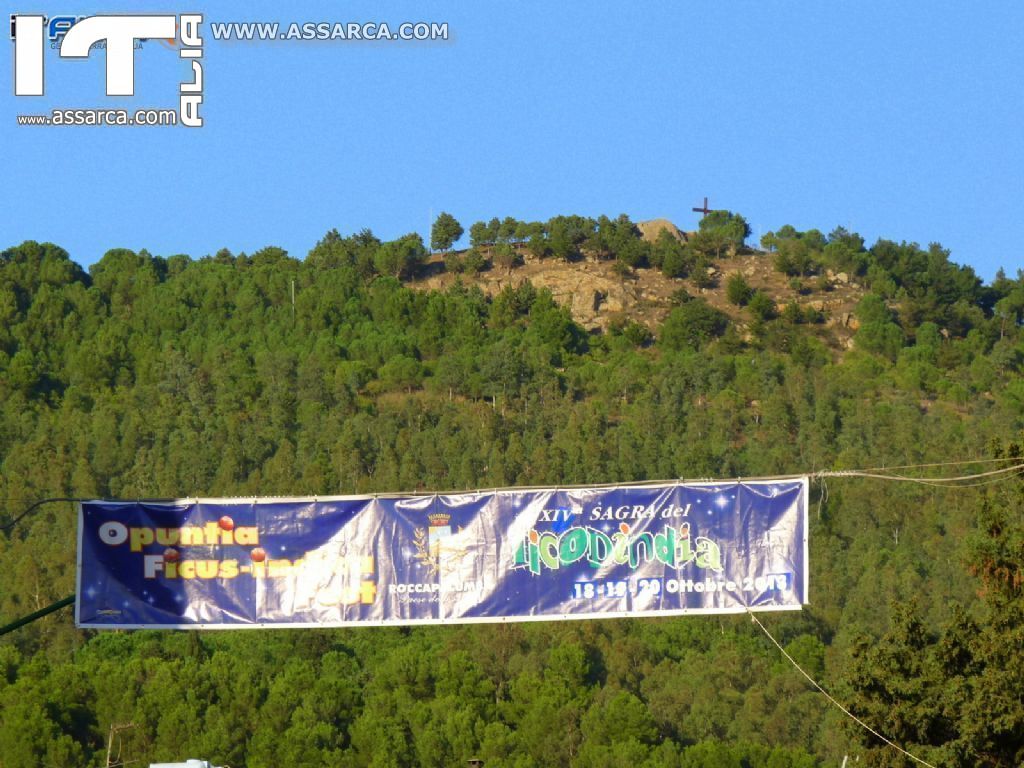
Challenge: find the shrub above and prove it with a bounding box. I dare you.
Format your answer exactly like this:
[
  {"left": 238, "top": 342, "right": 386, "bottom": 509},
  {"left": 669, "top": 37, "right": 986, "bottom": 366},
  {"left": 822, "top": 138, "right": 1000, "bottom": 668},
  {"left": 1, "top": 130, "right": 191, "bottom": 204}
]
[
  {"left": 748, "top": 291, "right": 777, "bottom": 321},
  {"left": 659, "top": 300, "right": 729, "bottom": 351},
  {"left": 726, "top": 274, "right": 754, "bottom": 306}
]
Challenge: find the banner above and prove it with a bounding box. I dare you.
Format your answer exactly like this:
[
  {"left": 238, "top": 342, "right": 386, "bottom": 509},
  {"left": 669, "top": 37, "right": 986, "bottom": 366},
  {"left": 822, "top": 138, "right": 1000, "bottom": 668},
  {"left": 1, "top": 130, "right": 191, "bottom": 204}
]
[{"left": 76, "top": 479, "right": 808, "bottom": 629}]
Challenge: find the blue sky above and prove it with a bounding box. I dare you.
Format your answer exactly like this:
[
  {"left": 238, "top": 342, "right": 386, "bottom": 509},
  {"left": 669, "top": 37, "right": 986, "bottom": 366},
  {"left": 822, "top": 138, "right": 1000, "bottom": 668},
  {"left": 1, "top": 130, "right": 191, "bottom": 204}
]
[{"left": 2, "top": 1, "right": 1022, "bottom": 281}]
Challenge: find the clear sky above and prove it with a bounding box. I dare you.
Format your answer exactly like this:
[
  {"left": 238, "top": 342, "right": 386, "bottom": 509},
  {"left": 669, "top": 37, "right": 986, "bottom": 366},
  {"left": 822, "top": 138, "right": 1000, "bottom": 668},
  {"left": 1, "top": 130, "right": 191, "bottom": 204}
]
[{"left": 3, "top": 1, "right": 1022, "bottom": 281}]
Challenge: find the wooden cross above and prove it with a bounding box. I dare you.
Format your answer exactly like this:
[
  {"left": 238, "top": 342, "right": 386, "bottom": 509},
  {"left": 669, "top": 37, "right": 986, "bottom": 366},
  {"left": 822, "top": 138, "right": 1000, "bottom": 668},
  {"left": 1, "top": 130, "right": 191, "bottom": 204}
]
[{"left": 692, "top": 197, "right": 712, "bottom": 217}]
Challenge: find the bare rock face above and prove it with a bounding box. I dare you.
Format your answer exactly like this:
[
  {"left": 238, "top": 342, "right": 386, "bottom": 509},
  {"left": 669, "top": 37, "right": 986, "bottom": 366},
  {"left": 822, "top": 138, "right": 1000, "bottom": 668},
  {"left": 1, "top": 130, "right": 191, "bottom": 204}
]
[
  {"left": 602, "top": 291, "right": 626, "bottom": 314},
  {"left": 570, "top": 289, "right": 604, "bottom": 324},
  {"left": 552, "top": 273, "right": 632, "bottom": 329},
  {"left": 829, "top": 311, "right": 860, "bottom": 330}
]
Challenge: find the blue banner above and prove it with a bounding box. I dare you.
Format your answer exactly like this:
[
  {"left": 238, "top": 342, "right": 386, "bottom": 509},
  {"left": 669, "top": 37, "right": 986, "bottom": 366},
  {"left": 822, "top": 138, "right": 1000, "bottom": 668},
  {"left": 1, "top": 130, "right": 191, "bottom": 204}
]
[{"left": 76, "top": 479, "right": 808, "bottom": 628}]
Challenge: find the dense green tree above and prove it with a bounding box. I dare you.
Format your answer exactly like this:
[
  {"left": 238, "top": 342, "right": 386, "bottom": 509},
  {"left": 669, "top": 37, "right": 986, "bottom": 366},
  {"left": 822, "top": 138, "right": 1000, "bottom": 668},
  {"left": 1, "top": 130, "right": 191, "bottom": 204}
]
[
  {"left": 774, "top": 239, "right": 818, "bottom": 277},
  {"left": 823, "top": 227, "right": 869, "bottom": 275},
  {"left": 461, "top": 247, "right": 488, "bottom": 275},
  {"left": 493, "top": 243, "right": 519, "bottom": 274},
  {"left": 659, "top": 299, "right": 729, "bottom": 351},
  {"left": 496, "top": 216, "right": 520, "bottom": 245},
  {"left": 374, "top": 234, "right": 428, "bottom": 279},
  {"left": 468, "top": 220, "right": 493, "bottom": 248},
  {"left": 842, "top": 445, "right": 1024, "bottom": 767},
  {"left": 694, "top": 210, "right": 750, "bottom": 258},
  {"left": 431, "top": 212, "right": 464, "bottom": 253},
  {"left": 547, "top": 215, "right": 594, "bottom": 261},
  {"left": 651, "top": 230, "right": 692, "bottom": 278},
  {"left": 855, "top": 294, "right": 905, "bottom": 360}
]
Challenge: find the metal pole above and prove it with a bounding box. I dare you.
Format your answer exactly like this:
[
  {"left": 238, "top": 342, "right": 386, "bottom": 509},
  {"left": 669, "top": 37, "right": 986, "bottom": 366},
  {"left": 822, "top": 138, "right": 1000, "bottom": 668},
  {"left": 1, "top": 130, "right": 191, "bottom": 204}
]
[{"left": 0, "top": 594, "right": 75, "bottom": 636}]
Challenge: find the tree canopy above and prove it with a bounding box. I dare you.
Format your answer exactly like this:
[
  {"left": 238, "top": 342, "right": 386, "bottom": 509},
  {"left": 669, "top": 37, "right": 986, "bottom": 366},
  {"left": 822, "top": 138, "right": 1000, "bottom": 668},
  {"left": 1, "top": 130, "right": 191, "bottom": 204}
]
[
  {"left": 431, "top": 212, "right": 464, "bottom": 253},
  {"left": 2, "top": 215, "right": 1024, "bottom": 767}
]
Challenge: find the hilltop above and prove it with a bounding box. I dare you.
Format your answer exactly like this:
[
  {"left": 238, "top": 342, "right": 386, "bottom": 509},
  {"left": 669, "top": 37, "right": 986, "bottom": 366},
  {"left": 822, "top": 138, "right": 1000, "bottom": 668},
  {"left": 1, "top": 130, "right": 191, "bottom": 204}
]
[
  {"left": 414, "top": 225, "right": 864, "bottom": 347},
  {"left": 408, "top": 209, "right": 1000, "bottom": 360}
]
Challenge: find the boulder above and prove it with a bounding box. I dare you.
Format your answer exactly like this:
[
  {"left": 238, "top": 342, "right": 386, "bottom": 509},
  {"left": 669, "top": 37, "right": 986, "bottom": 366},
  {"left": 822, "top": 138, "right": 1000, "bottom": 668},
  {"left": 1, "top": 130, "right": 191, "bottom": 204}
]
[{"left": 637, "top": 219, "right": 686, "bottom": 243}]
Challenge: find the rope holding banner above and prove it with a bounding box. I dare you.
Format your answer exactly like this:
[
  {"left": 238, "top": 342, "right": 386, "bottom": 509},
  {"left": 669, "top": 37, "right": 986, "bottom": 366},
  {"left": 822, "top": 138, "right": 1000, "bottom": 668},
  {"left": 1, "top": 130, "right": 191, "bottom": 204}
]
[
  {"left": 815, "top": 462, "right": 1024, "bottom": 487},
  {"left": 747, "top": 609, "right": 938, "bottom": 768},
  {"left": 3, "top": 459, "right": 1023, "bottom": 535}
]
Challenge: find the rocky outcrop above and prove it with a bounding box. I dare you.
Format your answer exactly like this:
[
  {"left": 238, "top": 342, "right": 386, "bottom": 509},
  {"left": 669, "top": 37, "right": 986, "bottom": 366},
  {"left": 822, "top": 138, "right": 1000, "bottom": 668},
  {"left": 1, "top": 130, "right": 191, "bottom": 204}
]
[
  {"left": 637, "top": 219, "right": 687, "bottom": 243},
  {"left": 412, "top": 241, "right": 867, "bottom": 340}
]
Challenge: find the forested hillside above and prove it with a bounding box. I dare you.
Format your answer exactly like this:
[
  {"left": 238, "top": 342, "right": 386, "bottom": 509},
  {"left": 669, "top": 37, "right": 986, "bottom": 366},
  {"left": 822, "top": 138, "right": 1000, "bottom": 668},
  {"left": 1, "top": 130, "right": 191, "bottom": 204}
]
[{"left": 1, "top": 213, "right": 1023, "bottom": 767}]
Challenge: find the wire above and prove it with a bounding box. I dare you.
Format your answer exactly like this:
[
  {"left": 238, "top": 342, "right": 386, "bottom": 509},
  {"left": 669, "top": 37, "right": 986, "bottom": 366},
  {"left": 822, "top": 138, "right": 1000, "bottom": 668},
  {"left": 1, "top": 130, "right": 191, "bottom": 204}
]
[
  {"left": 854, "top": 456, "right": 1022, "bottom": 472},
  {"left": 926, "top": 474, "right": 1024, "bottom": 489},
  {"left": 2, "top": 461, "right": 1023, "bottom": 534},
  {"left": 747, "top": 610, "right": 939, "bottom": 768},
  {"left": 819, "top": 463, "right": 1024, "bottom": 487},
  {"left": 0, "top": 497, "right": 84, "bottom": 533}
]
